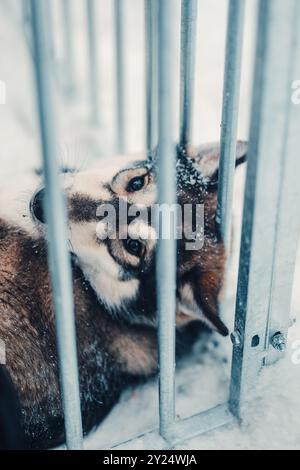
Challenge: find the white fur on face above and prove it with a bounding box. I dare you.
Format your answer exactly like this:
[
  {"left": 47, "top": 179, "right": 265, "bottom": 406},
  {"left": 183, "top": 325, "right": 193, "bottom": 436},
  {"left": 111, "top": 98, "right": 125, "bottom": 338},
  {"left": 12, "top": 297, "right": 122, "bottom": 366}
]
[
  {"left": 63, "top": 171, "right": 112, "bottom": 201},
  {"left": 62, "top": 153, "right": 148, "bottom": 200},
  {"left": 0, "top": 170, "right": 41, "bottom": 237},
  {"left": 70, "top": 222, "right": 139, "bottom": 310},
  {"left": 77, "top": 246, "right": 139, "bottom": 311},
  {"left": 128, "top": 220, "right": 157, "bottom": 244}
]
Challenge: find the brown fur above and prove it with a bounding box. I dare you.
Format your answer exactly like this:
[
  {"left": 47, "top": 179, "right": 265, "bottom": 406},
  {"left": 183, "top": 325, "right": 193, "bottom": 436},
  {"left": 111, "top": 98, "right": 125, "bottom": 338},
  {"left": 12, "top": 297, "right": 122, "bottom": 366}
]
[
  {"left": 0, "top": 142, "right": 247, "bottom": 448},
  {"left": 111, "top": 329, "right": 157, "bottom": 376},
  {"left": 0, "top": 219, "right": 159, "bottom": 449}
]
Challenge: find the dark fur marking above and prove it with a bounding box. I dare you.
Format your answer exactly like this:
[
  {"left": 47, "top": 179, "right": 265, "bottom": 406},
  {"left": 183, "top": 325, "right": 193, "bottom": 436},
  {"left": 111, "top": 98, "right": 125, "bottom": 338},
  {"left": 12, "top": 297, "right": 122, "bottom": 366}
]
[{"left": 68, "top": 193, "right": 100, "bottom": 222}]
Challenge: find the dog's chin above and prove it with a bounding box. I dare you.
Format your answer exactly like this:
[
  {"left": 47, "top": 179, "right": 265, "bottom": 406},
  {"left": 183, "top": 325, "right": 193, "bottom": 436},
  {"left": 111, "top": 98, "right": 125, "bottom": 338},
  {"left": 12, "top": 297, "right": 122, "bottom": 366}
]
[{"left": 73, "top": 246, "right": 140, "bottom": 310}]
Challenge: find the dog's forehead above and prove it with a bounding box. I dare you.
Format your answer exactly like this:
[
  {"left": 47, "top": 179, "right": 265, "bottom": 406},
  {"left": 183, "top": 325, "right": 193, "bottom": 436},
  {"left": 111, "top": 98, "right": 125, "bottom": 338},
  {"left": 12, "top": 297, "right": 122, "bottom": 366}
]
[{"left": 63, "top": 156, "right": 151, "bottom": 196}]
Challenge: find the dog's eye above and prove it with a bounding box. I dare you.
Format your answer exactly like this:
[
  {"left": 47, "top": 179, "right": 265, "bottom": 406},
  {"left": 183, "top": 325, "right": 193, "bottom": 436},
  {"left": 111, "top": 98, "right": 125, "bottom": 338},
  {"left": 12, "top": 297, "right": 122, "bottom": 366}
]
[
  {"left": 126, "top": 176, "right": 145, "bottom": 192},
  {"left": 124, "top": 238, "right": 143, "bottom": 257}
]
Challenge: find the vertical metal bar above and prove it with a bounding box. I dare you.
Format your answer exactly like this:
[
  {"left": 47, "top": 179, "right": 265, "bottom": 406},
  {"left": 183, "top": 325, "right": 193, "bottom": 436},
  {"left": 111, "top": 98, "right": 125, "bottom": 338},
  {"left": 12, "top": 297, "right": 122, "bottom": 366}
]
[
  {"left": 86, "top": 0, "right": 100, "bottom": 125},
  {"left": 229, "top": 0, "right": 300, "bottom": 419},
  {"left": 179, "top": 0, "right": 198, "bottom": 148},
  {"left": 30, "top": 0, "right": 83, "bottom": 449},
  {"left": 145, "top": 0, "right": 158, "bottom": 152},
  {"left": 21, "top": 0, "right": 33, "bottom": 54},
  {"left": 62, "top": 0, "right": 76, "bottom": 96},
  {"left": 22, "top": 0, "right": 31, "bottom": 25},
  {"left": 156, "top": 0, "right": 177, "bottom": 439},
  {"left": 216, "top": 0, "right": 245, "bottom": 250},
  {"left": 264, "top": 1, "right": 300, "bottom": 366},
  {"left": 114, "top": 0, "right": 126, "bottom": 154}
]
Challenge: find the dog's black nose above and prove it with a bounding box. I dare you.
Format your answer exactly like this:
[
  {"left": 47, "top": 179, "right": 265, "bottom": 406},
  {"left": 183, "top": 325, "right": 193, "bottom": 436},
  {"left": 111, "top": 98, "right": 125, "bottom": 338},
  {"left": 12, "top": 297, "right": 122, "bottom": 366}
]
[{"left": 31, "top": 188, "right": 46, "bottom": 224}]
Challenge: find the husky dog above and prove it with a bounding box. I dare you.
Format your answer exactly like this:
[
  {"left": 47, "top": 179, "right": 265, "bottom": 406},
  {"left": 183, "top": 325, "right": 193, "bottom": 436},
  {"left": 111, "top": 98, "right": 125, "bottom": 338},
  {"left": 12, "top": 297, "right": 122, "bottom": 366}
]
[{"left": 0, "top": 143, "right": 246, "bottom": 449}]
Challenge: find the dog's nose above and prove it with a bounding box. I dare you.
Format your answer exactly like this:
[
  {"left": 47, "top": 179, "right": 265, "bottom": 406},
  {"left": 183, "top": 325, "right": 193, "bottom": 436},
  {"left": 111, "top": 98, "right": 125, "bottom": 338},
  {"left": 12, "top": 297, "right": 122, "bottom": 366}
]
[{"left": 31, "top": 188, "right": 46, "bottom": 224}]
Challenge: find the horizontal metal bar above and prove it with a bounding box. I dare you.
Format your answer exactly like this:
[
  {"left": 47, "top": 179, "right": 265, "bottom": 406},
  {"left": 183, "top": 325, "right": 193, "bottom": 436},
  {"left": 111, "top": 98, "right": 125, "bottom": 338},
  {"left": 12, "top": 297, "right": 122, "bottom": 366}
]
[
  {"left": 30, "top": 0, "right": 83, "bottom": 450},
  {"left": 166, "top": 403, "right": 234, "bottom": 445},
  {"left": 216, "top": 0, "right": 245, "bottom": 250},
  {"left": 179, "top": 0, "right": 198, "bottom": 148},
  {"left": 156, "top": 0, "right": 177, "bottom": 439},
  {"left": 112, "top": 404, "right": 234, "bottom": 449},
  {"left": 229, "top": 0, "right": 299, "bottom": 419}
]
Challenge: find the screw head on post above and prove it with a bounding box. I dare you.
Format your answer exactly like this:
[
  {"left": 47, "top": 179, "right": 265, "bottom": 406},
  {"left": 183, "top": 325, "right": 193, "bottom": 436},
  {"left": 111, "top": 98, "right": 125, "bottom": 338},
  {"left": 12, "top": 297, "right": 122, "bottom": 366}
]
[{"left": 271, "top": 332, "right": 286, "bottom": 352}]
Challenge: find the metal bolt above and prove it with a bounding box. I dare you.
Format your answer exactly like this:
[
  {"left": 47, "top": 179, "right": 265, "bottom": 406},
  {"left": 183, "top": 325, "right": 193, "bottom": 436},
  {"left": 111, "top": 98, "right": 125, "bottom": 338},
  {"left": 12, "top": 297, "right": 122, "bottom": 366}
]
[
  {"left": 230, "top": 330, "right": 242, "bottom": 346},
  {"left": 271, "top": 332, "right": 286, "bottom": 352}
]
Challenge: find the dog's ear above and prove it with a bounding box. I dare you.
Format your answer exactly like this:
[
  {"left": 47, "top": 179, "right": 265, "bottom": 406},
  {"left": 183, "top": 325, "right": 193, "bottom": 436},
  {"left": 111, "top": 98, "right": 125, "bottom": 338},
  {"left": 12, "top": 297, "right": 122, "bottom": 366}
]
[
  {"left": 174, "top": 141, "right": 243, "bottom": 335},
  {"left": 177, "top": 278, "right": 229, "bottom": 337},
  {"left": 177, "top": 253, "right": 229, "bottom": 337},
  {"left": 192, "top": 266, "right": 229, "bottom": 336},
  {"left": 176, "top": 228, "right": 229, "bottom": 337},
  {"left": 185, "top": 141, "right": 247, "bottom": 191}
]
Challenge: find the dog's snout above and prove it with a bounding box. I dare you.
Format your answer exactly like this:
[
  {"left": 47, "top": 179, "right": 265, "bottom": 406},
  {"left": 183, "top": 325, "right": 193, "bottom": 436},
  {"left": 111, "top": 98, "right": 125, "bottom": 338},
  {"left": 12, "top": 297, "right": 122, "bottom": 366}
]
[{"left": 31, "top": 188, "right": 46, "bottom": 224}]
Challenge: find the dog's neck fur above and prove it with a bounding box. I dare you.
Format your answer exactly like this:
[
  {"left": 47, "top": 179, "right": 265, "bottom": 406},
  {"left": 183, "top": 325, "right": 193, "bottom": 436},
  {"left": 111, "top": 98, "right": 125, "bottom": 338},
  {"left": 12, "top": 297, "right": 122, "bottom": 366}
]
[{"left": 0, "top": 217, "right": 159, "bottom": 449}]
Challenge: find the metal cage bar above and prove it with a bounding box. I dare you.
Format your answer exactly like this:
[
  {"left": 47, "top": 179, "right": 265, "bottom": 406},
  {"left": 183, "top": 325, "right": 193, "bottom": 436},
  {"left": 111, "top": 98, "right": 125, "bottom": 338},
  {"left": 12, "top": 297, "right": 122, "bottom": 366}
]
[
  {"left": 62, "top": 0, "right": 76, "bottom": 96},
  {"left": 30, "top": 0, "right": 83, "bottom": 450},
  {"left": 179, "top": 0, "right": 198, "bottom": 148},
  {"left": 86, "top": 0, "right": 100, "bottom": 125},
  {"left": 114, "top": 403, "right": 234, "bottom": 449},
  {"left": 114, "top": 0, "right": 126, "bottom": 154},
  {"left": 156, "top": 0, "right": 177, "bottom": 440},
  {"left": 145, "top": 0, "right": 158, "bottom": 152},
  {"left": 265, "top": 9, "right": 300, "bottom": 365},
  {"left": 21, "top": 0, "right": 33, "bottom": 52},
  {"left": 216, "top": 0, "right": 245, "bottom": 250},
  {"left": 229, "top": 0, "right": 300, "bottom": 419}
]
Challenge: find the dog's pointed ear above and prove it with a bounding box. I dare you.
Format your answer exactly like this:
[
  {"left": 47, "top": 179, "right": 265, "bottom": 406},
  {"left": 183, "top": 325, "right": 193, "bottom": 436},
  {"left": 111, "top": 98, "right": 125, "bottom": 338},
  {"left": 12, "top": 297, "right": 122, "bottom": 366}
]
[
  {"left": 177, "top": 282, "right": 229, "bottom": 336},
  {"left": 177, "top": 262, "right": 229, "bottom": 337},
  {"left": 192, "top": 267, "right": 229, "bottom": 336},
  {"left": 185, "top": 141, "right": 248, "bottom": 191}
]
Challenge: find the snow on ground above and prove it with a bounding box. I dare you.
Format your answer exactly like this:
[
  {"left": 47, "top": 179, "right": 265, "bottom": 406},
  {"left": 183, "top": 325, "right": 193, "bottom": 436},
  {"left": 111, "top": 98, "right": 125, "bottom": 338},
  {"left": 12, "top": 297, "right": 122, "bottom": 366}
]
[{"left": 0, "top": 0, "right": 299, "bottom": 450}]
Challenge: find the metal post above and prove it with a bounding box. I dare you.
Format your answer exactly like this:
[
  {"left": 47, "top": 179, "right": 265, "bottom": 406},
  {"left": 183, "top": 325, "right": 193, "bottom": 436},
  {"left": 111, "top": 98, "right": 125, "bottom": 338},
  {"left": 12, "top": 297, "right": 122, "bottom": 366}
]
[
  {"left": 179, "top": 0, "right": 198, "bottom": 148},
  {"left": 30, "top": 0, "right": 83, "bottom": 449},
  {"left": 114, "top": 0, "right": 126, "bottom": 154},
  {"left": 229, "top": 0, "right": 300, "bottom": 419},
  {"left": 264, "top": 0, "right": 300, "bottom": 366},
  {"left": 216, "top": 0, "right": 245, "bottom": 250},
  {"left": 145, "top": 0, "right": 158, "bottom": 152},
  {"left": 62, "top": 0, "right": 76, "bottom": 97},
  {"left": 86, "top": 0, "right": 100, "bottom": 125},
  {"left": 156, "top": 0, "right": 177, "bottom": 440},
  {"left": 22, "top": 0, "right": 31, "bottom": 28},
  {"left": 21, "top": 0, "right": 33, "bottom": 55}
]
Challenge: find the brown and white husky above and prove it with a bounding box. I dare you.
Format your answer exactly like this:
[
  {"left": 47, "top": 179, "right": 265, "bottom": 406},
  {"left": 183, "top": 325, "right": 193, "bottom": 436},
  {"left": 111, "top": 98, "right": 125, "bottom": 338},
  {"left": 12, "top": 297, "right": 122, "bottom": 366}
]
[{"left": 0, "top": 142, "right": 246, "bottom": 449}]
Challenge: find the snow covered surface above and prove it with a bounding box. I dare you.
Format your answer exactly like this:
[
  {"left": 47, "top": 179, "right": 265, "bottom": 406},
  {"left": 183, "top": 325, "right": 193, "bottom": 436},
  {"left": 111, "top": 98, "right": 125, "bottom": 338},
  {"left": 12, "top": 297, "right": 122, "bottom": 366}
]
[{"left": 0, "top": 0, "right": 299, "bottom": 450}]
